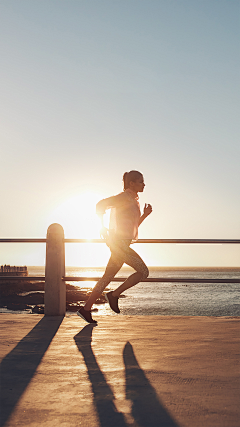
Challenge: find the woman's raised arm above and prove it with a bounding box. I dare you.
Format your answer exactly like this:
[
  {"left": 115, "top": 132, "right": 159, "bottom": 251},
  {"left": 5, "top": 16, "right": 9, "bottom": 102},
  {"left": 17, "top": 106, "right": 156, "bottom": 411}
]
[{"left": 96, "top": 193, "right": 125, "bottom": 215}]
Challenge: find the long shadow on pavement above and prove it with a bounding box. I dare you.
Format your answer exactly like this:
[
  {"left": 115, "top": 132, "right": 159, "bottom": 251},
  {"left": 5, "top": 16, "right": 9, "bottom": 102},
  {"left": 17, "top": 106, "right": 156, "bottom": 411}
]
[
  {"left": 75, "top": 326, "right": 179, "bottom": 427},
  {"left": 0, "top": 316, "right": 63, "bottom": 427},
  {"left": 123, "top": 341, "right": 178, "bottom": 427},
  {"left": 74, "top": 325, "right": 128, "bottom": 427}
]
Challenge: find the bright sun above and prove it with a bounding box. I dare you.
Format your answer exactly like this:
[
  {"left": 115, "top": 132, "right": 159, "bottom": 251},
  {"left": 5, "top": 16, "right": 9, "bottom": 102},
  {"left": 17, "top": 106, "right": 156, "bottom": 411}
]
[
  {"left": 46, "top": 192, "right": 110, "bottom": 266},
  {"left": 47, "top": 192, "right": 103, "bottom": 238}
]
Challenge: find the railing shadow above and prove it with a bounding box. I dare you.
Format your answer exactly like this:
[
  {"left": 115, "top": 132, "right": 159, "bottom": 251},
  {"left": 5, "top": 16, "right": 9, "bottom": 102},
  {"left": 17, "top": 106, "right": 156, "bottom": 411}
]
[
  {"left": 123, "top": 341, "right": 178, "bottom": 427},
  {"left": 0, "top": 316, "right": 63, "bottom": 427},
  {"left": 74, "top": 326, "right": 179, "bottom": 427}
]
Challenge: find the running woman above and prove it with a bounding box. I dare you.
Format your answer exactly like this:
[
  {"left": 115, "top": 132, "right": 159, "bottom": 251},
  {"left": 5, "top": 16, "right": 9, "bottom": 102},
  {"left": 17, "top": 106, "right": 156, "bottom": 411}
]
[{"left": 77, "top": 170, "right": 152, "bottom": 324}]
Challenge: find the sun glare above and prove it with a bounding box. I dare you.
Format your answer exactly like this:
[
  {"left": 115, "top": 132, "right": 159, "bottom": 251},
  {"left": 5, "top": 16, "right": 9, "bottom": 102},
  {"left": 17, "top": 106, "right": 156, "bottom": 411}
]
[
  {"left": 47, "top": 192, "right": 103, "bottom": 238},
  {"left": 45, "top": 192, "right": 111, "bottom": 266}
]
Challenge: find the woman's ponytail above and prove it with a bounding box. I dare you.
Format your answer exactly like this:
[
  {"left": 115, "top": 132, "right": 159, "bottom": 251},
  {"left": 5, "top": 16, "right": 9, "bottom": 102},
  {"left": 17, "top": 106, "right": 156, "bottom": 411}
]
[{"left": 123, "top": 172, "right": 129, "bottom": 190}]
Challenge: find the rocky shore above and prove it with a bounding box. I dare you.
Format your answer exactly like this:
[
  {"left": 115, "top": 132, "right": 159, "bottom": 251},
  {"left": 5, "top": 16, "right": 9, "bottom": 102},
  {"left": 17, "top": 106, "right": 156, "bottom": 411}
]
[{"left": 0, "top": 280, "right": 107, "bottom": 314}]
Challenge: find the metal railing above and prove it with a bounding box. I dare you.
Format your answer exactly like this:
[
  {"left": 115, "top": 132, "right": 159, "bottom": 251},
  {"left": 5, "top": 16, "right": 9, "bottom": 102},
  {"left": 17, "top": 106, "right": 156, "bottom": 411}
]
[
  {"left": 0, "top": 237, "right": 239, "bottom": 284},
  {"left": 1, "top": 224, "right": 239, "bottom": 315}
]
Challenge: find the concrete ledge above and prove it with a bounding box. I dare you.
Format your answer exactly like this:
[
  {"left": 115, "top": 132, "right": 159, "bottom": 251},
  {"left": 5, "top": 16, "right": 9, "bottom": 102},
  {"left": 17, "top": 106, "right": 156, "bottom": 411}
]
[{"left": 0, "top": 314, "right": 239, "bottom": 427}]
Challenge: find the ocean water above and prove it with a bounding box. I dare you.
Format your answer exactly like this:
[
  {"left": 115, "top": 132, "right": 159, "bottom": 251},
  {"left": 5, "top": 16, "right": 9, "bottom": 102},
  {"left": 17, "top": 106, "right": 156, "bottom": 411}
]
[{"left": 28, "top": 266, "right": 240, "bottom": 317}]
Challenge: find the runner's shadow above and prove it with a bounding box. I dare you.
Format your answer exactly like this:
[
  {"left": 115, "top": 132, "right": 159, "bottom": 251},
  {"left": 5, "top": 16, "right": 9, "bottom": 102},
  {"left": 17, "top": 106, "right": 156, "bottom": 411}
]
[
  {"left": 0, "top": 316, "right": 63, "bottom": 427},
  {"left": 123, "top": 341, "right": 179, "bottom": 427},
  {"left": 74, "top": 325, "right": 128, "bottom": 427}
]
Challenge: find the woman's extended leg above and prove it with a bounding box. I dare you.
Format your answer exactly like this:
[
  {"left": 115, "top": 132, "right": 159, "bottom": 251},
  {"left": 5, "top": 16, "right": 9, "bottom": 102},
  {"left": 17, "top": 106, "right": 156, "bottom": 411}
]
[
  {"left": 84, "top": 256, "right": 123, "bottom": 311},
  {"left": 82, "top": 240, "right": 149, "bottom": 318},
  {"left": 77, "top": 255, "right": 123, "bottom": 323}
]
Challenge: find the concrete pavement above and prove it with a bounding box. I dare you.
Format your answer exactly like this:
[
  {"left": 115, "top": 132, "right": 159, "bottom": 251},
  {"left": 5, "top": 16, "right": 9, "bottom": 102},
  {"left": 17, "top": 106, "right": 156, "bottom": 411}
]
[{"left": 0, "top": 313, "right": 239, "bottom": 427}]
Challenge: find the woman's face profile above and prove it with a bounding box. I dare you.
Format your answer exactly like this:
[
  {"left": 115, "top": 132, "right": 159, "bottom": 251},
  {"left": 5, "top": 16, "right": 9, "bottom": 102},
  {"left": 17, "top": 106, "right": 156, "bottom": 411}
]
[{"left": 130, "top": 176, "right": 145, "bottom": 193}]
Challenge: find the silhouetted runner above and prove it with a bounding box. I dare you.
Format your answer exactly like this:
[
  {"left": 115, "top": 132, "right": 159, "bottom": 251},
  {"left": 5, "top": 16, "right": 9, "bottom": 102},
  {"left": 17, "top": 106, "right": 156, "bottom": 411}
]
[{"left": 77, "top": 170, "right": 152, "bottom": 323}]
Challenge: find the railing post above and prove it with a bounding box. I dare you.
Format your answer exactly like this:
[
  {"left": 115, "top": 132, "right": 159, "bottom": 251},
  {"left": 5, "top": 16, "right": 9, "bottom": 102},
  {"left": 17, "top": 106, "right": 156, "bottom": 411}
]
[{"left": 45, "top": 223, "right": 65, "bottom": 316}]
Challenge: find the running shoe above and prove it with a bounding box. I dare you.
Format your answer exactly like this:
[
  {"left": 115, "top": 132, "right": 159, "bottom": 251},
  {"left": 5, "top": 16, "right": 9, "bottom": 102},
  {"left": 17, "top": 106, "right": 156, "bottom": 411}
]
[
  {"left": 77, "top": 306, "right": 98, "bottom": 324},
  {"left": 105, "top": 291, "right": 120, "bottom": 313}
]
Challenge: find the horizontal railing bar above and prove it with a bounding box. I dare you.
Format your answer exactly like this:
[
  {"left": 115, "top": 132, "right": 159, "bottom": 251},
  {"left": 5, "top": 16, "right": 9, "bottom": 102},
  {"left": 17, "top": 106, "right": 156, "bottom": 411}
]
[
  {"left": 0, "top": 238, "right": 239, "bottom": 244},
  {"left": 0, "top": 276, "right": 45, "bottom": 281},
  {"left": 0, "top": 239, "right": 47, "bottom": 243},
  {"left": 140, "top": 239, "right": 240, "bottom": 244},
  {"left": 0, "top": 276, "right": 239, "bottom": 283},
  {"left": 65, "top": 238, "right": 240, "bottom": 244},
  {"left": 63, "top": 276, "right": 240, "bottom": 283}
]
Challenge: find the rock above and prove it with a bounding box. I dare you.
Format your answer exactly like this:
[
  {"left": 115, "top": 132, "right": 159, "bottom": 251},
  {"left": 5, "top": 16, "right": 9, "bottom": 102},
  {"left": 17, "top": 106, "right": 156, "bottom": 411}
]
[
  {"left": 1, "top": 292, "right": 44, "bottom": 308},
  {"left": 0, "top": 280, "right": 44, "bottom": 296},
  {"left": 66, "top": 303, "right": 81, "bottom": 312},
  {"left": 6, "top": 303, "right": 32, "bottom": 311},
  {"left": 95, "top": 294, "right": 107, "bottom": 304},
  {"left": 66, "top": 290, "right": 88, "bottom": 302},
  {"left": 32, "top": 305, "right": 44, "bottom": 314},
  {"left": 1, "top": 283, "right": 112, "bottom": 313},
  {"left": 20, "top": 292, "right": 44, "bottom": 305}
]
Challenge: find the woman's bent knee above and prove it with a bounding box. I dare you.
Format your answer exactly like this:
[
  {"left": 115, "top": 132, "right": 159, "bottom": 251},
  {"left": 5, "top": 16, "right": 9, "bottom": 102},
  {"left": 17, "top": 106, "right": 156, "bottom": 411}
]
[{"left": 141, "top": 266, "right": 149, "bottom": 280}]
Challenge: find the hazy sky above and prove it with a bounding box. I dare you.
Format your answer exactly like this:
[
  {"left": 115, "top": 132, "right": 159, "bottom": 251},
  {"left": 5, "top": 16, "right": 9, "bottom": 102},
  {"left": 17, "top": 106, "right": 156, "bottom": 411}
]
[{"left": 1, "top": 0, "right": 239, "bottom": 266}]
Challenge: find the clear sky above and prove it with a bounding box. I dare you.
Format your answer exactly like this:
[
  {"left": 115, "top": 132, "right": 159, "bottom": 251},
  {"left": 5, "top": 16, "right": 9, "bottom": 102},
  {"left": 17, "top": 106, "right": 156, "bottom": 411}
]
[{"left": 1, "top": 0, "right": 239, "bottom": 267}]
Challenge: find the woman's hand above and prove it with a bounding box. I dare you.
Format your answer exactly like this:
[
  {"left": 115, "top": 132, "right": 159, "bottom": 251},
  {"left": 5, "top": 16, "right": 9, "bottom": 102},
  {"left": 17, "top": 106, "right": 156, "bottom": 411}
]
[
  {"left": 139, "top": 203, "right": 152, "bottom": 225},
  {"left": 143, "top": 203, "right": 152, "bottom": 216},
  {"left": 100, "top": 227, "right": 109, "bottom": 240}
]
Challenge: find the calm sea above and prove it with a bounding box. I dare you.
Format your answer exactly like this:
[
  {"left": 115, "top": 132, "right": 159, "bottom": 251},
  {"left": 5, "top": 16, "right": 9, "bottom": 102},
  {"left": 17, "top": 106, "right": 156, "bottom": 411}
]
[{"left": 28, "top": 266, "right": 240, "bottom": 317}]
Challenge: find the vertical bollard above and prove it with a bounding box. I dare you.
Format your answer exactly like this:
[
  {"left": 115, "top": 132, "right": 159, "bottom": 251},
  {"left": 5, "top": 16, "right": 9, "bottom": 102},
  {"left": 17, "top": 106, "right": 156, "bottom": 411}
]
[{"left": 45, "top": 223, "right": 65, "bottom": 316}]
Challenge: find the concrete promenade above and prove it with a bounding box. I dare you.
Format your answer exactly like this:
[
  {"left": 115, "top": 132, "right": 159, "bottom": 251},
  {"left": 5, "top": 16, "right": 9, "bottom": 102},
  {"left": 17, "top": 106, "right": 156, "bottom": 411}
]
[{"left": 0, "top": 314, "right": 239, "bottom": 427}]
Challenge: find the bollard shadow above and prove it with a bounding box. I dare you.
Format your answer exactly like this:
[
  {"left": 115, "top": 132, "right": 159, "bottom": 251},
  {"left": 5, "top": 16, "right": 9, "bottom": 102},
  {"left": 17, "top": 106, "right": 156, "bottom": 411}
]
[
  {"left": 74, "top": 325, "right": 128, "bottom": 427},
  {"left": 0, "top": 316, "right": 63, "bottom": 427},
  {"left": 123, "top": 341, "right": 178, "bottom": 427}
]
